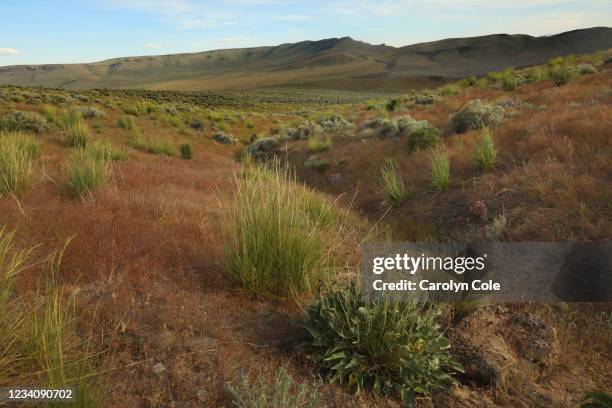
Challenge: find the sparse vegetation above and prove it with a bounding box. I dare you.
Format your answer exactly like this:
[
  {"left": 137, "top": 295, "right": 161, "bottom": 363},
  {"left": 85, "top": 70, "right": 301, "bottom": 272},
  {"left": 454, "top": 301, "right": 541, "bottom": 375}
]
[
  {"left": 228, "top": 366, "right": 321, "bottom": 408},
  {"left": 301, "top": 284, "right": 462, "bottom": 405}
]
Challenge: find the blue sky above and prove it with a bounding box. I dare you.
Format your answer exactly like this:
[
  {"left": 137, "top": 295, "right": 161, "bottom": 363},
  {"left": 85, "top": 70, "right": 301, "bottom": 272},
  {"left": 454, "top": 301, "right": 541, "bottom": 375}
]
[{"left": 1, "top": 0, "right": 610, "bottom": 65}]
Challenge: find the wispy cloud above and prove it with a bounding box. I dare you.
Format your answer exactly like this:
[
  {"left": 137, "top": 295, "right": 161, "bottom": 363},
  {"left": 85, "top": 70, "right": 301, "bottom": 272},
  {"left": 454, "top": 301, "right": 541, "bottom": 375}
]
[
  {"left": 0, "top": 48, "right": 20, "bottom": 55},
  {"left": 145, "top": 43, "right": 163, "bottom": 49}
]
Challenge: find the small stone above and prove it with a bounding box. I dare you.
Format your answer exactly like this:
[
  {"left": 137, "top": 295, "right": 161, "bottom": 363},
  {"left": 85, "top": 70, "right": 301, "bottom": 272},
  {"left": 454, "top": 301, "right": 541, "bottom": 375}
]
[{"left": 153, "top": 362, "right": 166, "bottom": 375}]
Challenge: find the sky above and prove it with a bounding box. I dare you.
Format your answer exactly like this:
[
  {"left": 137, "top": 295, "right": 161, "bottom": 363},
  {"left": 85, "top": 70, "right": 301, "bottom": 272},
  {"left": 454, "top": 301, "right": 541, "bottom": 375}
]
[{"left": 1, "top": 0, "right": 610, "bottom": 65}]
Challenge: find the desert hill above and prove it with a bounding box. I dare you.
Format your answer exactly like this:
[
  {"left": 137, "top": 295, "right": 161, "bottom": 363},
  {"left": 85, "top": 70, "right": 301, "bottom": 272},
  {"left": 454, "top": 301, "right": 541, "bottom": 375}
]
[{"left": 0, "top": 27, "right": 610, "bottom": 91}]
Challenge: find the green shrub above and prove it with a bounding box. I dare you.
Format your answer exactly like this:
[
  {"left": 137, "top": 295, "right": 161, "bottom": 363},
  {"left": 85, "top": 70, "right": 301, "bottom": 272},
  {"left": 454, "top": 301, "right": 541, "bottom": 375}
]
[
  {"left": 64, "top": 120, "right": 91, "bottom": 148},
  {"left": 407, "top": 126, "right": 440, "bottom": 152},
  {"left": 386, "top": 99, "right": 399, "bottom": 112},
  {"left": 308, "top": 134, "right": 332, "bottom": 153},
  {"left": 577, "top": 63, "right": 597, "bottom": 75},
  {"left": 228, "top": 366, "right": 321, "bottom": 408},
  {"left": 57, "top": 109, "right": 82, "bottom": 129},
  {"left": 380, "top": 159, "right": 406, "bottom": 207},
  {"left": 451, "top": 100, "right": 504, "bottom": 133},
  {"left": 551, "top": 65, "right": 580, "bottom": 86},
  {"left": 0, "top": 132, "right": 38, "bottom": 195},
  {"left": 474, "top": 128, "right": 497, "bottom": 172},
  {"left": 0, "top": 110, "right": 49, "bottom": 133},
  {"left": 301, "top": 284, "right": 462, "bottom": 405},
  {"left": 430, "top": 147, "right": 450, "bottom": 191},
  {"left": 76, "top": 106, "right": 106, "bottom": 119},
  {"left": 439, "top": 83, "right": 461, "bottom": 96},
  {"left": 219, "top": 162, "right": 331, "bottom": 298},
  {"left": 304, "top": 156, "right": 329, "bottom": 172},
  {"left": 180, "top": 143, "right": 192, "bottom": 159},
  {"left": 67, "top": 148, "right": 111, "bottom": 198}
]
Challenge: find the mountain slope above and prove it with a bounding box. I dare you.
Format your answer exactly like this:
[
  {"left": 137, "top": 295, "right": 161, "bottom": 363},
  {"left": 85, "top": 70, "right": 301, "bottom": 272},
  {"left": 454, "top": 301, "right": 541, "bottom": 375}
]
[{"left": 0, "top": 27, "right": 610, "bottom": 91}]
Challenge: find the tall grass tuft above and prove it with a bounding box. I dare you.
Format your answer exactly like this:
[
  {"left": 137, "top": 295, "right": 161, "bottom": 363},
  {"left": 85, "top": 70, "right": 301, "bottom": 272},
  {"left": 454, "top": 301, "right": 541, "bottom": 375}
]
[
  {"left": 67, "top": 148, "right": 111, "bottom": 198},
  {"left": 64, "top": 120, "right": 91, "bottom": 148},
  {"left": 0, "top": 232, "right": 102, "bottom": 406},
  {"left": 474, "top": 128, "right": 497, "bottom": 172},
  {"left": 88, "top": 140, "right": 128, "bottom": 162},
  {"left": 430, "top": 147, "right": 450, "bottom": 191},
  {"left": 219, "top": 161, "right": 335, "bottom": 299},
  {"left": 179, "top": 143, "right": 192, "bottom": 160},
  {"left": 0, "top": 131, "right": 38, "bottom": 196},
  {"left": 380, "top": 159, "right": 406, "bottom": 207}
]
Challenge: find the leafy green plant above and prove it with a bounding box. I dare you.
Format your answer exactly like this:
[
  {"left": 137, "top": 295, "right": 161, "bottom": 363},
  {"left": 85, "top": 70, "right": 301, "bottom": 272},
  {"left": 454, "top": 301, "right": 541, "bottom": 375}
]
[
  {"left": 0, "top": 131, "right": 38, "bottom": 195},
  {"left": 474, "top": 128, "right": 497, "bottom": 172},
  {"left": 380, "top": 159, "right": 406, "bottom": 207},
  {"left": 430, "top": 147, "right": 450, "bottom": 191},
  {"left": 180, "top": 143, "right": 192, "bottom": 159},
  {"left": 301, "top": 284, "right": 462, "bottom": 406},
  {"left": 67, "top": 148, "right": 111, "bottom": 198},
  {"left": 228, "top": 366, "right": 321, "bottom": 408}
]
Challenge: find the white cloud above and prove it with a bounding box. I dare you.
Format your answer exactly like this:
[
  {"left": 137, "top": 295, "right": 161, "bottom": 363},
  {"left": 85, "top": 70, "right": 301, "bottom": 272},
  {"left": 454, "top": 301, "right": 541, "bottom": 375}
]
[
  {"left": 0, "top": 48, "right": 20, "bottom": 55},
  {"left": 145, "top": 43, "right": 163, "bottom": 49}
]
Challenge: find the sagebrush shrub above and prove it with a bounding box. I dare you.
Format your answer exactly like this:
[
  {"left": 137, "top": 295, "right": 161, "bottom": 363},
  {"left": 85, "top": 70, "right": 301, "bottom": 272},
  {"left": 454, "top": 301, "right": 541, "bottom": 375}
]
[
  {"left": 301, "top": 284, "right": 462, "bottom": 405},
  {"left": 0, "top": 110, "right": 49, "bottom": 133},
  {"left": 407, "top": 126, "right": 440, "bottom": 152},
  {"left": 451, "top": 100, "right": 504, "bottom": 133}
]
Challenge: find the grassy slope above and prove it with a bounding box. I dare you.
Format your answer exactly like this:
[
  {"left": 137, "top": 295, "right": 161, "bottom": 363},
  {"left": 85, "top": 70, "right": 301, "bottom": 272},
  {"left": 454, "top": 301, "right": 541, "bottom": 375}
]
[
  {"left": 1, "top": 27, "right": 610, "bottom": 91},
  {"left": 0, "top": 54, "right": 610, "bottom": 406}
]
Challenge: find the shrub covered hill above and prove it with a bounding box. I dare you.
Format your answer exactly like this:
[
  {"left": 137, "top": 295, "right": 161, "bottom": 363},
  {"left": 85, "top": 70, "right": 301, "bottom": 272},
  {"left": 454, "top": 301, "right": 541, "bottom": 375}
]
[
  {"left": 0, "top": 44, "right": 610, "bottom": 407},
  {"left": 0, "top": 27, "right": 611, "bottom": 92}
]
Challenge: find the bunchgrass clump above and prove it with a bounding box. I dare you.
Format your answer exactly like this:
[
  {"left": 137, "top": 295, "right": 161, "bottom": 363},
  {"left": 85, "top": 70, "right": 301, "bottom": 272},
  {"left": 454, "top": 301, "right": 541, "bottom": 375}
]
[
  {"left": 301, "top": 284, "right": 462, "bottom": 405},
  {"left": 180, "top": 143, "right": 193, "bottom": 159},
  {"left": 228, "top": 366, "right": 321, "bottom": 408},
  {"left": 117, "top": 115, "right": 136, "bottom": 130},
  {"left": 430, "top": 147, "right": 450, "bottom": 191},
  {"left": 64, "top": 119, "right": 91, "bottom": 148},
  {"left": 474, "top": 128, "right": 497, "bottom": 172},
  {"left": 89, "top": 140, "right": 128, "bottom": 162},
  {"left": 67, "top": 148, "right": 111, "bottom": 198},
  {"left": 0, "top": 131, "right": 38, "bottom": 195},
  {"left": 0, "top": 232, "right": 102, "bottom": 406},
  {"left": 219, "top": 161, "right": 334, "bottom": 298},
  {"left": 380, "top": 159, "right": 406, "bottom": 207}
]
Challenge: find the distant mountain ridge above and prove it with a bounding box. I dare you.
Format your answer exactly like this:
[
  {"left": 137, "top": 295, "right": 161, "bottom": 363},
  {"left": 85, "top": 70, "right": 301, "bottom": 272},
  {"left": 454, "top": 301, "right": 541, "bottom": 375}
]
[{"left": 1, "top": 27, "right": 610, "bottom": 92}]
